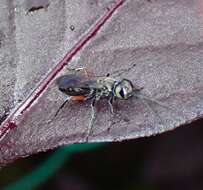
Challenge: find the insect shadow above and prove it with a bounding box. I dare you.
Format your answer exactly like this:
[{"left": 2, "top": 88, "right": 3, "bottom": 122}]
[{"left": 54, "top": 65, "right": 172, "bottom": 141}]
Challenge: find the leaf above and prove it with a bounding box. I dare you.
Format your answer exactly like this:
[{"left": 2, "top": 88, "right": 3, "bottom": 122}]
[{"left": 0, "top": 0, "right": 203, "bottom": 165}]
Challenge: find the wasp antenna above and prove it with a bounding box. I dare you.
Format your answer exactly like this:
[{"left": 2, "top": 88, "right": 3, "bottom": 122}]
[
  {"left": 133, "top": 91, "right": 167, "bottom": 125},
  {"left": 54, "top": 98, "right": 70, "bottom": 118},
  {"left": 110, "top": 64, "right": 137, "bottom": 77},
  {"left": 139, "top": 97, "right": 166, "bottom": 126},
  {"left": 134, "top": 92, "right": 173, "bottom": 111}
]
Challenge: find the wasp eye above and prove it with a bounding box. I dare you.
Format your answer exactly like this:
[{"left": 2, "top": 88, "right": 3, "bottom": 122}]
[
  {"left": 115, "top": 84, "right": 125, "bottom": 99},
  {"left": 114, "top": 79, "right": 133, "bottom": 99},
  {"left": 119, "top": 88, "right": 125, "bottom": 98}
]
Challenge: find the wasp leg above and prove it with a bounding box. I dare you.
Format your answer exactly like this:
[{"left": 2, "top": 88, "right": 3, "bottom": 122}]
[
  {"left": 108, "top": 95, "right": 114, "bottom": 114},
  {"left": 106, "top": 73, "right": 110, "bottom": 77},
  {"left": 65, "top": 67, "right": 91, "bottom": 77},
  {"left": 85, "top": 97, "right": 96, "bottom": 141},
  {"left": 75, "top": 67, "right": 90, "bottom": 77},
  {"left": 134, "top": 92, "right": 174, "bottom": 111},
  {"left": 0, "top": 107, "right": 9, "bottom": 125},
  {"left": 54, "top": 97, "right": 70, "bottom": 117}
]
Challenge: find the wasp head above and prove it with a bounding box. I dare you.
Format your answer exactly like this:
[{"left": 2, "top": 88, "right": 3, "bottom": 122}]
[{"left": 113, "top": 79, "right": 135, "bottom": 99}]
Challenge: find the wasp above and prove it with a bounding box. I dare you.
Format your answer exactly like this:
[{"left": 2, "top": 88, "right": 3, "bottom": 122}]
[{"left": 55, "top": 67, "right": 170, "bottom": 140}]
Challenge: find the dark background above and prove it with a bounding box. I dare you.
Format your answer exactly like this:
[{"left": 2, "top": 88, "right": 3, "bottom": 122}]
[{"left": 1, "top": 119, "right": 203, "bottom": 190}]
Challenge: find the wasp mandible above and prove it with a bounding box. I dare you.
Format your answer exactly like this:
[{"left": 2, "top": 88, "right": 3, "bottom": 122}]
[{"left": 55, "top": 67, "right": 170, "bottom": 140}]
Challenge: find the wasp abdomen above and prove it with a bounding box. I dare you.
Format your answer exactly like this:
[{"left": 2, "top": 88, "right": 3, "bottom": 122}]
[{"left": 56, "top": 75, "right": 91, "bottom": 96}]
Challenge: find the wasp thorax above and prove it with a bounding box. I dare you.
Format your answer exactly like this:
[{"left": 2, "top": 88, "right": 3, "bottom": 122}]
[{"left": 114, "top": 79, "right": 134, "bottom": 99}]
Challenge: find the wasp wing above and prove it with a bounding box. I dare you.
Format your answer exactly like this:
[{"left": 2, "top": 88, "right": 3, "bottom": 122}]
[{"left": 56, "top": 75, "right": 97, "bottom": 96}]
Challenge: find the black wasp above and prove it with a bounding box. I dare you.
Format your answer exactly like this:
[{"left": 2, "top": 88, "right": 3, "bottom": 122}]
[{"left": 55, "top": 67, "right": 170, "bottom": 140}]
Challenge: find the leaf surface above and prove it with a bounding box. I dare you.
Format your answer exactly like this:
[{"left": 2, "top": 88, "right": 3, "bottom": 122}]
[{"left": 0, "top": 0, "right": 203, "bottom": 165}]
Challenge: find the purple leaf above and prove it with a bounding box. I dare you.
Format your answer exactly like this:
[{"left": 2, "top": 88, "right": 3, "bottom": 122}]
[{"left": 0, "top": 0, "right": 203, "bottom": 165}]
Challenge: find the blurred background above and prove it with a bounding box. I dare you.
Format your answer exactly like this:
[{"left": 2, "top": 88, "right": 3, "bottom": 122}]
[{"left": 0, "top": 119, "right": 203, "bottom": 190}]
